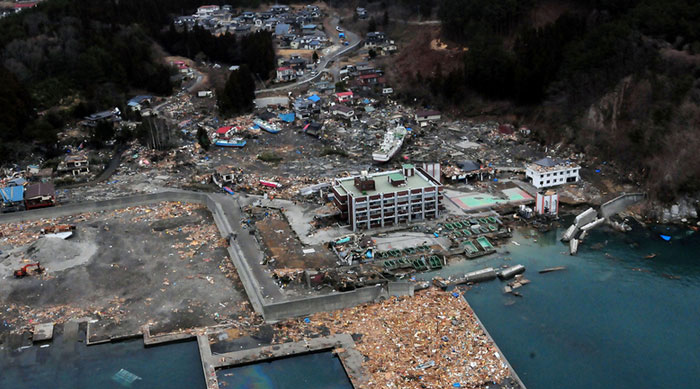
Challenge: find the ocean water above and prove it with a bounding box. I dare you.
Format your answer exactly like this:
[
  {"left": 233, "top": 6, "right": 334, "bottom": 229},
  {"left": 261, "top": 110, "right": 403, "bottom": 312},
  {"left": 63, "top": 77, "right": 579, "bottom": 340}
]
[
  {"left": 420, "top": 223, "right": 700, "bottom": 389},
  {"left": 216, "top": 351, "right": 353, "bottom": 389},
  {"left": 0, "top": 336, "right": 205, "bottom": 389}
]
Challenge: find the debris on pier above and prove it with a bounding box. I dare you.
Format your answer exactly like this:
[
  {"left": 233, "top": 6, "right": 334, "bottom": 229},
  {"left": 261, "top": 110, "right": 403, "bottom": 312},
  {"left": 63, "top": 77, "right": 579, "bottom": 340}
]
[{"left": 275, "top": 288, "right": 512, "bottom": 389}]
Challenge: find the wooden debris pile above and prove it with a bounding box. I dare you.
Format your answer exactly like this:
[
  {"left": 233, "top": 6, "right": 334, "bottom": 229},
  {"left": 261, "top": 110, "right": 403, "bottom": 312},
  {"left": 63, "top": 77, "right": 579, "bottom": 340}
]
[{"left": 273, "top": 288, "right": 511, "bottom": 388}]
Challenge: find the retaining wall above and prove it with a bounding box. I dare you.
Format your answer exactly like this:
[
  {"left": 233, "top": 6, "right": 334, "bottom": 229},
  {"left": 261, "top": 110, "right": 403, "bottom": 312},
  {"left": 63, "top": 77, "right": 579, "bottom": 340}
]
[
  {"left": 262, "top": 285, "right": 388, "bottom": 322},
  {"left": 600, "top": 193, "right": 646, "bottom": 219},
  {"left": 1, "top": 190, "right": 413, "bottom": 322}
]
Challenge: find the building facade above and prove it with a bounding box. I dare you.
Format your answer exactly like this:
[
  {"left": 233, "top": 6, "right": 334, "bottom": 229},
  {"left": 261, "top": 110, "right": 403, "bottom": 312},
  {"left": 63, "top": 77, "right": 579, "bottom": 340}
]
[
  {"left": 526, "top": 157, "right": 580, "bottom": 189},
  {"left": 535, "top": 190, "right": 558, "bottom": 216},
  {"left": 331, "top": 165, "right": 444, "bottom": 231}
]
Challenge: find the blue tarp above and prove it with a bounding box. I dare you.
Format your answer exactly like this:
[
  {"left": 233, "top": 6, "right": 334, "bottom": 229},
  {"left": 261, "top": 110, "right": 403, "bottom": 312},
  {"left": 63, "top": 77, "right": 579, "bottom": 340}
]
[
  {"left": 278, "top": 113, "right": 295, "bottom": 123},
  {"left": 0, "top": 186, "right": 24, "bottom": 203},
  {"left": 307, "top": 94, "right": 321, "bottom": 102}
]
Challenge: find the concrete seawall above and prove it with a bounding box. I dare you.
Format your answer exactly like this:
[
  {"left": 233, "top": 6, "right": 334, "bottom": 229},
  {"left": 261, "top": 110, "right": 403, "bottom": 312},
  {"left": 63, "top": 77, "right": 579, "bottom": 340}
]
[
  {"left": 600, "top": 193, "right": 646, "bottom": 219},
  {"left": 0, "top": 191, "right": 413, "bottom": 322}
]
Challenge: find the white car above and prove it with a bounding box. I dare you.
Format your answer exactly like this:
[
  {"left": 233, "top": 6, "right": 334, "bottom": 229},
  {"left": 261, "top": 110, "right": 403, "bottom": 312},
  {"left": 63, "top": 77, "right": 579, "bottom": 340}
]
[{"left": 336, "top": 26, "right": 343, "bottom": 32}]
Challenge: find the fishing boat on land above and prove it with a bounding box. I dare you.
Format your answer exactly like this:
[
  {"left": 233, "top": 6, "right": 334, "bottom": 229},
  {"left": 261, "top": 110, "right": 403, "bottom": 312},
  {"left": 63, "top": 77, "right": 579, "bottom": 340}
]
[
  {"left": 253, "top": 118, "right": 282, "bottom": 134},
  {"left": 213, "top": 126, "right": 246, "bottom": 147},
  {"left": 372, "top": 124, "right": 407, "bottom": 162}
]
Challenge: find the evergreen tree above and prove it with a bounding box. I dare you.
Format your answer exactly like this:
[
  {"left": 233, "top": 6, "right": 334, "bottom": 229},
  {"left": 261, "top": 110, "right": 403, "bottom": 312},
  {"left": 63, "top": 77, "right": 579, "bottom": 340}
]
[
  {"left": 197, "top": 126, "right": 211, "bottom": 151},
  {"left": 218, "top": 65, "right": 255, "bottom": 116},
  {"left": 368, "top": 18, "right": 377, "bottom": 33}
]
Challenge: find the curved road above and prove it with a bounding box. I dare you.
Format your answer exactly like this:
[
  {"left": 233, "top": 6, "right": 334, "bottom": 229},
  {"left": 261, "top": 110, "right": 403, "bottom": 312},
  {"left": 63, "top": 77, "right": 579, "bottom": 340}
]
[{"left": 255, "top": 17, "right": 362, "bottom": 94}]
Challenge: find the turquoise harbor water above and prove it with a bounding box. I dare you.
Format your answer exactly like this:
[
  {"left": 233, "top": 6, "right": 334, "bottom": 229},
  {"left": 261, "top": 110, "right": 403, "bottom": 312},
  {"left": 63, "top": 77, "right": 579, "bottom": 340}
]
[
  {"left": 216, "top": 351, "right": 353, "bottom": 389},
  {"left": 0, "top": 337, "right": 205, "bottom": 389},
  {"left": 420, "top": 222, "right": 700, "bottom": 389}
]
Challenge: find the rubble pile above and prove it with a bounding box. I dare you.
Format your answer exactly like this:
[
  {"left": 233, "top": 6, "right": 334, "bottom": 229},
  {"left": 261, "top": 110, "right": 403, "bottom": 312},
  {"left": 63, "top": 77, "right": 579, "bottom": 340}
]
[
  {"left": 272, "top": 268, "right": 306, "bottom": 284},
  {"left": 129, "top": 202, "right": 204, "bottom": 223},
  {"left": 168, "top": 223, "right": 226, "bottom": 259},
  {"left": 2, "top": 302, "right": 119, "bottom": 334},
  {"left": 0, "top": 214, "right": 94, "bottom": 247},
  {"left": 274, "top": 288, "right": 511, "bottom": 388}
]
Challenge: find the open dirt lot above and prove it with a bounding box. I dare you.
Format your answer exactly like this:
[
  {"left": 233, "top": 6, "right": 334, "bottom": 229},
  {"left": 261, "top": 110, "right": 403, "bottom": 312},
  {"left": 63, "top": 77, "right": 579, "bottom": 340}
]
[
  {"left": 252, "top": 207, "right": 338, "bottom": 270},
  {"left": 0, "top": 202, "right": 250, "bottom": 344}
]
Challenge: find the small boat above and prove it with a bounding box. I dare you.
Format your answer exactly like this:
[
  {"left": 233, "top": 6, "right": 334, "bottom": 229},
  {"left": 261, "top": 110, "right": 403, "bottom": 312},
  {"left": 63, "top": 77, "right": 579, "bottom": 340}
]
[
  {"left": 214, "top": 137, "right": 246, "bottom": 147},
  {"left": 253, "top": 118, "right": 282, "bottom": 134},
  {"left": 644, "top": 253, "right": 657, "bottom": 259},
  {"left": 259, "top": 180, "right": 282, "bottom": 189},
  {"left": 539, "top": 266, "right": 566, "bottom": 274},
  {"left": 412, "top": 258, "right": 428, "bottom": 271}
]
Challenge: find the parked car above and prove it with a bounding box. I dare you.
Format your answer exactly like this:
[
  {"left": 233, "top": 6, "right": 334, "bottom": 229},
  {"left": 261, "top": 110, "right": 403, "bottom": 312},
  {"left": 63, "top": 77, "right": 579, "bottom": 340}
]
[{"left": 336, "top": 26, "right": 343, "bottom": 32}]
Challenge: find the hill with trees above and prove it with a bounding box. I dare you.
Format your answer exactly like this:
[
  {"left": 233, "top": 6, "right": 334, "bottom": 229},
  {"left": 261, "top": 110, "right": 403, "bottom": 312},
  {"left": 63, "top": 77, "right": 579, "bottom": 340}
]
[
  {"left": 404, "top": 0, "right": 700, "bottom": 200},
  {"left": 0, "top": 0, "right": 272, "bottom": 164}
]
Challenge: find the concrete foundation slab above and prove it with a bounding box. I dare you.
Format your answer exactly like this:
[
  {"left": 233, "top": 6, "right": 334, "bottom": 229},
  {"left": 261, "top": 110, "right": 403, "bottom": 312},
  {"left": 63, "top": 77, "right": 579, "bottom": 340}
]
[{"left": 32, "top": 323, "right": 54, "bottom": 342}]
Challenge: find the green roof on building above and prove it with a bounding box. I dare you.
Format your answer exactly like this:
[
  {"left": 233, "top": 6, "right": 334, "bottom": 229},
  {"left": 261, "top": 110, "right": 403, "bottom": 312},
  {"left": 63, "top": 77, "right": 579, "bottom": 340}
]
[{"left": 334, "top": 170, "right": 436, "bottom": 197}]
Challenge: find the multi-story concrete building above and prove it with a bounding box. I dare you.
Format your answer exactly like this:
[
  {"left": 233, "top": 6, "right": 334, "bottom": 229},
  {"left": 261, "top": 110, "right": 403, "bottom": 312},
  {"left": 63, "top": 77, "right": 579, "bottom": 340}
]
[
  {"left": 331, "top": 165, "right": 444, "bottom": 231},
  {"left": 526, "top": 157, "right": 580, "bottom": 189}
]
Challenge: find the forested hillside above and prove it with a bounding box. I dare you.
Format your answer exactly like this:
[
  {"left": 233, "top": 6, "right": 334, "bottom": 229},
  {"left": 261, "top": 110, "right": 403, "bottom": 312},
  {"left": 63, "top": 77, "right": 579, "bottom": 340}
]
[
  {"left": 424, "top": 0, "right": 700, "bottom": 199},
  {"left": 0, "top": 0, "right": 269, "bottom": 163}
]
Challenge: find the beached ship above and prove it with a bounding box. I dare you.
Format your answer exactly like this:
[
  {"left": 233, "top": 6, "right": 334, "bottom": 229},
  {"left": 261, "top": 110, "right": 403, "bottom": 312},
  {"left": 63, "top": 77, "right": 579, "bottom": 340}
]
[
  {"left": 253, "top": 118, "right": 282, "bottom": 134},
  {"left": 372, "top": 124, "right": 407, "bottom": 162},
  {"left": 213, "top": 126, "right": 246, "bottom": 147}
]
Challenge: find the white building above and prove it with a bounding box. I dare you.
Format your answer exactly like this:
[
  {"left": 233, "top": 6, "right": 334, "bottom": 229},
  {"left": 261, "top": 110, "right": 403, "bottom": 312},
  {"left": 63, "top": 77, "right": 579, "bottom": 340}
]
[
  {"left": 331, "top": 165, "right": 444, "bottom": 231},
  {"left": 526, "top": 157, "right": 580, "bottom": 189},
  {"left": 197, "top": 5, "right": 220, "bottom": 17}
]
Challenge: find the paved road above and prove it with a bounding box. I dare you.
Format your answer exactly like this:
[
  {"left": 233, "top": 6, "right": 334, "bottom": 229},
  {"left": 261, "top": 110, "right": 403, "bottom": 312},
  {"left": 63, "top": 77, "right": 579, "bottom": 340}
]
[
  {"left": 255, "top": 17, "right": 362, "bottom": 94},
  {"left": 389, "top": 18, "right": 440, "bottom": 25},
  {"left": 216, "top": 194, "right": 284, "bottom": 302}
]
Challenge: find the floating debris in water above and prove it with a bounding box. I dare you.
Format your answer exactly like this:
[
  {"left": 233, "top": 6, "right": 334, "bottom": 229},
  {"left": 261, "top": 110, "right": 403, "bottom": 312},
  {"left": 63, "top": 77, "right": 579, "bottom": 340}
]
[{"left": 112, "top": 369, "right": 142, "bottom": 387}]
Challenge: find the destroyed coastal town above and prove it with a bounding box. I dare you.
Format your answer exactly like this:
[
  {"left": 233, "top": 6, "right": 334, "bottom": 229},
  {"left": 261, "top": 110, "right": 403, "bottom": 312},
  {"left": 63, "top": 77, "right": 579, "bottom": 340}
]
[{"left": 2, "top": 1, "right": 700, "bottom": 389}]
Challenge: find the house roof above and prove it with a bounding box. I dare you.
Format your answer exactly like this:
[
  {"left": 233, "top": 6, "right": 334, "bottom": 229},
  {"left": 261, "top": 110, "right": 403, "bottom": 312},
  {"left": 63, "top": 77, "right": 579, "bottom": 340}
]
[
  {"left": 277, "top": 66, "right": 292, "bottom": 72},
  {"left": 334, "top": 105, "right": 353, "bottom": 113},
  {"left": 128, "top": 95, "right": 152, "bottom": 105},
  {"left": 65, "top": 154, "right": 88, "bottom": 163},
  {"left": 14, "top": 2, "right": 37, "bottom": 9},
  {"left": 307, "top": 94, "right": 321, "bottom": 102},
  {"left": 275, "top": 23, "right": 290, "bottom": 35},
  {"left": 416, "top": 109, "right": 441, "bottom": 117},
  {"left": 0, "top": 185, "right": 24, "bottom": 203},
  {"left": 216, "top": 126, "right": 234, "bottom": 134},
  {"left": 25, "top": 182, "right": 55, "bottom": 199},
  {"left": 534, "top": 157, "right": 560, "bottom": 167},
  {"left": 359, "top": 74, "right": 379, "bottom": 79},
  {"left": 278, "top": 113, "right": 295, "bottom": 122},
  {"left": 458, "top": 160, "right": 481, "bottom": 172},
  {"left": 8, "top": 177, "right": 27, "bottom": 186},
  {"left": 336, "top": 91, "right": 353, "bottom": 97}
]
